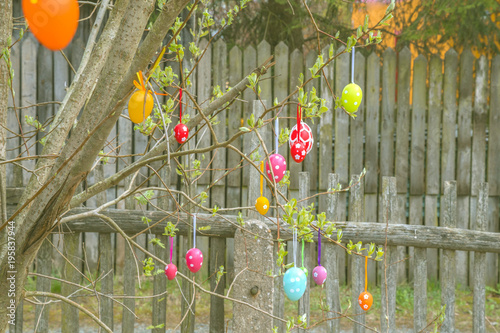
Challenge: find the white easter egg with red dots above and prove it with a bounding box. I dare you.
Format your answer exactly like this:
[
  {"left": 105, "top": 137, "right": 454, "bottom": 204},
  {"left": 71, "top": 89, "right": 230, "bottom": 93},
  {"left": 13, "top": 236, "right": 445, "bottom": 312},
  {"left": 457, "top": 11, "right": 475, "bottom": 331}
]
[
  {"left": 265, "top": 154, "right": 287, "bottom": 183},
  {"left": 186, "top": 248, "right": 203, "bottom": 273},
  {"left": 289, "top": 123, "right": 313, "bottom": 154}
]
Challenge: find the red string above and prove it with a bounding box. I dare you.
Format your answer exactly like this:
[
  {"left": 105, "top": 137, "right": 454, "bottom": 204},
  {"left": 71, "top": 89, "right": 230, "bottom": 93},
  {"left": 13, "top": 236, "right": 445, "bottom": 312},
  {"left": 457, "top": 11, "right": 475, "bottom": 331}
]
[
  {"left": 296, "top": 104, "right": 301, "bottom": 139},
  {"left": 179, "top": 88, "right": 183, "bottom": 123}
]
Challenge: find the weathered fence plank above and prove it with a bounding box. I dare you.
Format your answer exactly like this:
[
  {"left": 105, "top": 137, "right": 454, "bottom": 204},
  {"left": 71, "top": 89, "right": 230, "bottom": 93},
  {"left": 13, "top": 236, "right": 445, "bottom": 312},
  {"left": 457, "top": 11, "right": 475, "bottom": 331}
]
[
  {"left": 61, "top": 232, "right": 81, "bottom": 333},
  {"left": 209, "top": 237, "right": 226, "bottom": 333},
  {"left": 408, "top": 55, "right": 427, "bottom": 283},
  {"left": 304, "top": 50, "right": 319, "bottom": 193},
  {"left": 318, "top": 45, "right": 334, "bottom": 213},
  {"left": 380, "top": 177, "right": 397, "bottom": 333},
  {"left": 350, "top": 52, "right": 365, "bottom": 177},
  {"left": 488, "top": 55, "right": 500, "bottom": 196},
  {"left": 413, "top": 247, "right": 427, "bottom": 331},
  {"left": 298, "top": 172, "right": 311, "bottom": 333},
  {"left": 441, "top": 181, "right": 457, "bottom": 332},
  {"left": 473, "top": 183, "right": 488, "bottom": 333},
  {"left": 34, "top": 237, "right": 52, "bottom": 333},
  {"left": 350, "top": 175, "right": 365, "bottom": 333},
  {"left": 325, "top": 173, "right": 341, "bottom": 333}
]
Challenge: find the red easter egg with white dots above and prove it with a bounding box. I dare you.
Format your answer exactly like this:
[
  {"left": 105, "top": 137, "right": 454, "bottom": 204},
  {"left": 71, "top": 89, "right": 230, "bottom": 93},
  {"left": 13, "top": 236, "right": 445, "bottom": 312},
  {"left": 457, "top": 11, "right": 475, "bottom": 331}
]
[
  {"left": 312, "top": 265, "right": 327, "bottom": 285},
  {"left": 174, "top": 123, "right": 189, "bottom": 144},
  {"left": 164, "top": 263, "right": 178, "bottom": 280},
  {"left": 290, "top": 141, "right": 306, "bottom": 163},
  {"left": 265, "top": 154, "right": 287, "bottom": 183},
  {"left": 289, "top": 123, "right": 313, "bottom": 154},
  {"left": 186, "top": 248, "right": 203, "bottom": 273}
]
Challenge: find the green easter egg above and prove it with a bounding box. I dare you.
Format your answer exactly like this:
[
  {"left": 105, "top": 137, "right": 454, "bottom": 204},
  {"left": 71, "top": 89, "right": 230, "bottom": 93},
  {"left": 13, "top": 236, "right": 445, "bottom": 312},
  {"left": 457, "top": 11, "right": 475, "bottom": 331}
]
[{"left": 341, "top": 83, "right": 362, "bottom": 113}]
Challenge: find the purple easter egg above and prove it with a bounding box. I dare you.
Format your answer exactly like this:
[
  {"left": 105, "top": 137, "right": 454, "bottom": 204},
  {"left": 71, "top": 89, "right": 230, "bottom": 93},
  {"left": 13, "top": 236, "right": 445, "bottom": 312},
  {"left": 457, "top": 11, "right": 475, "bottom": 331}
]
[{"left": 312, "top": 265, "right": 327, "bottom": 285}]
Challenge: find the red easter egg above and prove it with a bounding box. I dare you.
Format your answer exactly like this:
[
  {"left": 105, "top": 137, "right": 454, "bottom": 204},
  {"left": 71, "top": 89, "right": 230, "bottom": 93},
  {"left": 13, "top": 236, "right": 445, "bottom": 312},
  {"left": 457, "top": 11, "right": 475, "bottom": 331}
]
[
  {"left": 186, "top": 248, "right": 203, "bottom": 273},
  {"left": 290, "top": 141, "right": 306, "bottom": 163},
  {"left": 174, "top": 123, "right": 189, "bottom": 144},
  {"left": 23, "top": 0, "right": 79, "bottom": 51},
  {"left": 265, "top": 153, "right": 287, "bottom": 183},
  {"left": 164, "top": 263, "right": 177, "bottom": 280},
  {"left": 289, "top": 122, "right": 314, "bottom": 154},
  {"left": 358, "top": 291, "right": 373, "bottom": 311}
]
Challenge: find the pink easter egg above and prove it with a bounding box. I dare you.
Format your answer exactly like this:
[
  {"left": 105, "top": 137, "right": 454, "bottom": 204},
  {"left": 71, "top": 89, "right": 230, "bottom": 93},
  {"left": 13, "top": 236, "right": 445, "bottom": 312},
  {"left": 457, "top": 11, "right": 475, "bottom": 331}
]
[
  {"left": 312, "top": 265, "right": 327, "bottom": 285},
  {"left": 186, "top": 248, "right": 203, "bottom": 273},
  {"left": 265, "top": 153, "right": 287, "bottom": 183},
  {"left": 165, "top": 263, "right": 178, "bottom": 280}
]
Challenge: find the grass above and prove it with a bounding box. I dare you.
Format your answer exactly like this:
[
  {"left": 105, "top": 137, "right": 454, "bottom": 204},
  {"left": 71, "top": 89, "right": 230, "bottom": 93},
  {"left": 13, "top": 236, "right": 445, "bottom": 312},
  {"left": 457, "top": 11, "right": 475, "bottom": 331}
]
[{"left": 22, "top": 273, "right": 500, "bottom": 332}]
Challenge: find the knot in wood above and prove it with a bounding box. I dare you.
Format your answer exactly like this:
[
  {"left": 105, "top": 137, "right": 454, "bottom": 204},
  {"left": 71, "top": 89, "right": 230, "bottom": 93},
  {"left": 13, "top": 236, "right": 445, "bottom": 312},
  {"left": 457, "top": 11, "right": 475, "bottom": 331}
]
[{"left": 250, "top": 286, "right": 259, "bottom": 296}]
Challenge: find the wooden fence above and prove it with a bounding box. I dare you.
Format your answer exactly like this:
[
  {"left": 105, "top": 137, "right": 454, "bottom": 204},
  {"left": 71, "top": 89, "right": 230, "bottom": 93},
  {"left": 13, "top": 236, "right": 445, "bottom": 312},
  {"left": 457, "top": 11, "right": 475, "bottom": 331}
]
[
  {"left": 6, "top": 172, "right": 500, "bottom": 332},
  {"left": 7, "top": 28, "right": 500, "bottom": 287}
]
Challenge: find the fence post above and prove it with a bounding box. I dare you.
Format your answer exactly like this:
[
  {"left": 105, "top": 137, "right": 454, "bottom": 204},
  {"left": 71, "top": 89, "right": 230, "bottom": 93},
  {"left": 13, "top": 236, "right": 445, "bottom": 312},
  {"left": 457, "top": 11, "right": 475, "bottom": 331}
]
[
  {"left": 441, "top": 180, "right": 457, "bottom": 332},
  {"left": 232, "top": 219, "right": 274, "bottom": 332},
  {"left": 380, "top": 177, "right": 397, "bottom": 333},
  {"left": 325, "top": 173, "right": 341, "bottom": 333},
  {"left": 473, "top": 182, "right": 488, "bottom": 332},
  {"left": 351, "top": 175, "right": 365, "bottom": 333}
]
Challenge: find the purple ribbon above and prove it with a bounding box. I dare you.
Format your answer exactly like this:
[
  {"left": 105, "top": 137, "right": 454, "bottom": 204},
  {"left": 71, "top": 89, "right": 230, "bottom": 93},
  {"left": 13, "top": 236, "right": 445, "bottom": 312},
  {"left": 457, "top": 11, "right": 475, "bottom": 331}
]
[{"left": 318, "top": 228, "right": 321, "bottom": 266}]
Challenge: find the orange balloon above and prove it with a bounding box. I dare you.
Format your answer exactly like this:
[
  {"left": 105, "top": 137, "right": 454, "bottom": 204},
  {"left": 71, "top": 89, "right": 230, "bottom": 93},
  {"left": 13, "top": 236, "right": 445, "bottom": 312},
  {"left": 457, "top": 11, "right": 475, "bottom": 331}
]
[
  {"left": 358, "top": 291, "right": 373, "bottom": 311},
  {"left": 128, "top": 90, "right": 154, "bottom": 124},
  {"left": 23, "top": 0, "right": 79, "bottom": 51}
]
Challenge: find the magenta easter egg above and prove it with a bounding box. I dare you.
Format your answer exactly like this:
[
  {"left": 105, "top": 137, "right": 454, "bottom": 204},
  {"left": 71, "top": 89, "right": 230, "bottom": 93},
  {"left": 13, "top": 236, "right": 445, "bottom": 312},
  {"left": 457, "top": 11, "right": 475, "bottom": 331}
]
[
  {"left": 186, "top": 248, "right": 203, "bottom": 273},
  {"left": 174, "top": 123, "right": 189, "bottom": 144},
  {"left": 165, "top": 263, "right": 178, "bottom": 280},
  {"left": 289, "top": 122, "right": 314, "bottom": 154},
  {"left": 265, "top": 153, "right": 287, "bottom": 183},
  {"left": 312, "top": 265, "right": 327, "bottom": 285}
]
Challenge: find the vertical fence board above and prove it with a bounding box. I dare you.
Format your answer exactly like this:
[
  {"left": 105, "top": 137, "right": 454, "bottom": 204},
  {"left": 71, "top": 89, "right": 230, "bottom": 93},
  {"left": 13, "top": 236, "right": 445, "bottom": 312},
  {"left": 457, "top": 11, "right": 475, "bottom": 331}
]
[
  {"left": 95, "top": 165, "right": 113, "bottom": 330},
  {"left": 364, "top": 52, "right": 380, "bottom": 194},
  {"left": 349, "top": 52, "right": 365, "bottom": 177},
  {"left": 304, "top": 50, "right": 319, "bottom": 194},
  {"left": 273, "top": 42, "right": 289, "bottom": 169},
  {"left": 297, "top": 172, "right": 311, "bottom": 333},
  {"left": 36, "top": 46, "right": 53, "bottom": 155},
  {"left": 350, "top": 175, "right": 365, "bottom": 333},
  {"left": 473, "top": 183, "right": 488, "bottom": 332},
  {"left": 61, "top": 232, "right": 81, "bottom": 333},
  {"left": 408, "top": 55, "right": 427, "bottom": 282},
  {"left": 20, "top": 36, "right": 37, "bottom": 185},
  {"left": 325, "top": 173, "right": 341, "bottom": 333},
  {"left": 413, "top": 247, "right": 427, "bottom": 331},
  {"left": 34, "top": 237, "right": 52, "bottom": 333},
  {"left": 241, "top": 45, "right": 257, "bottom": 194},
  {"left": 122, "top": 195, "right": 136, "bottom": 333},
  {"left": 380, "top": 177, "right": 397, "bottom": 333},
  {"left": 488, "top": 55, "right": 500, "bottom": 195},
  {"left": 335, "top": 47, "right": 348, "bottom": 284},
  {"left": 318, "top": 45, "right": 334, "bottom": 213},
  {"left": 288, "top": 49, "right": 303, "bottom": 193},
  {"left": 441, "top": 181, "right": 457, "bottom": 332}
]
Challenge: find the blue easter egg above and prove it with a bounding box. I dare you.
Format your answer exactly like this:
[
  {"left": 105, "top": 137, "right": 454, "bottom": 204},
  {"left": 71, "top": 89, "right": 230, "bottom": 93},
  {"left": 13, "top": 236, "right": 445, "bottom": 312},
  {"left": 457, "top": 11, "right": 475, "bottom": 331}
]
[{"left": 283, "top": 267, "right": 307, "bottom": 301}]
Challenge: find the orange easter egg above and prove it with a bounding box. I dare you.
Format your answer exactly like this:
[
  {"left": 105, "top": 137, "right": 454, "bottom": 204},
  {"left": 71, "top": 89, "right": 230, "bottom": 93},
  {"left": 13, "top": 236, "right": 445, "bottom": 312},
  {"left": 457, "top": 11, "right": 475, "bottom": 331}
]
[
  {"left": 255, "top": 196, "right": 269, "bottom": 215},
  {"left": 23, "top": 0, "right": 79, "bottom": 51},
  {"left": 128, "top": 90, "right": 154, "bottom": 124},
  {"left": 358, "top": 291, "right": 373, "bottom": 311}
]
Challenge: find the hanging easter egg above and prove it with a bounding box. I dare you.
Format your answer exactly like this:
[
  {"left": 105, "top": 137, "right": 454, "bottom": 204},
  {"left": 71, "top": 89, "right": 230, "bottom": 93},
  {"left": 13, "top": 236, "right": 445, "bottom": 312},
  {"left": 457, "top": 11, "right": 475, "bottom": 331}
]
[
  {"left": 164, "top": 263, "right": 178, "bottom": 280},
  {"left": 283, "top": 267, "right": 307, "bottom": 301},
  {"left": 128, "top": 90, "right": 154, "bottom": 124},
  {"left": 290, "top": 141, "right": 306, "bottom": 163},
  {"left": 341, "top": 83, "right": 363, "bottom": 113},
  {"left": 23, "top": 0, "right": 79, "bottom": 51},
  {"left": 174, "top": 123, "right": 189, "bottom": 144},
  {"left": 255, "top": 196, "right": 269, "bottom": 215},
  {"left": 289, "top": 123, "right": 314, "bottom": 154},
  {"left": 186, "top": 248, "right": 203, "bottom": 273},
  {"left": 265, "top": 154, "right": 287, "bottom": 183},
  {"left": 358, "top": 291, "right": 373, "bottom": 311},
  {"left": 312, "top": 265, "right": 327, "bottom": 285}
]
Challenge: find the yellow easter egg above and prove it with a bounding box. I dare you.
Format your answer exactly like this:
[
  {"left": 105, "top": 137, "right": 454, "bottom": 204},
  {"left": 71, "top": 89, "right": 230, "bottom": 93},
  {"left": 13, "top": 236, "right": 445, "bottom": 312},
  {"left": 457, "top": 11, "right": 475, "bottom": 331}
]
[
  {"left": 255, "top": 196, "right": 269, "bottom": 215},
  {"left": 128, "top": 90, "right": 154, "bottom": 124},
  {"left": 340, "top": 83, "right": 362, "bottom": 113}
]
